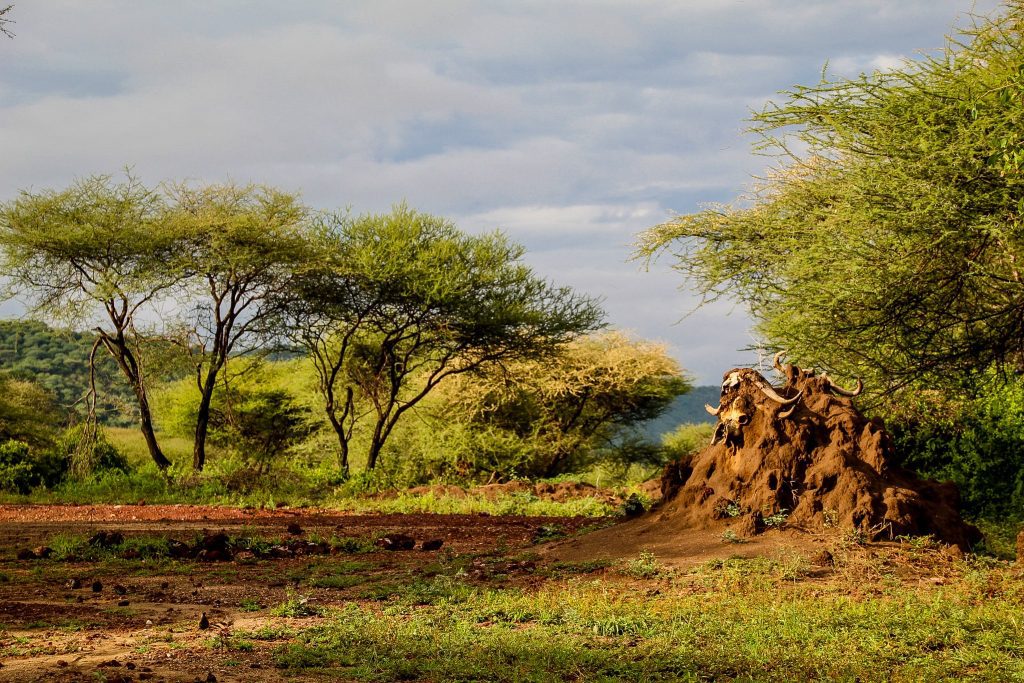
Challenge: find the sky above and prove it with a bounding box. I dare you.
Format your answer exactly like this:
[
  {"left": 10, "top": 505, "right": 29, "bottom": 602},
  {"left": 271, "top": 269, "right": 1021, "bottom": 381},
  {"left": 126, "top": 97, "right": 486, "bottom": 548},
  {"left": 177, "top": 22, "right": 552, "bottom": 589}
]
[{"left": 0, "top": 0, "right": 1002, "bottom": 383}]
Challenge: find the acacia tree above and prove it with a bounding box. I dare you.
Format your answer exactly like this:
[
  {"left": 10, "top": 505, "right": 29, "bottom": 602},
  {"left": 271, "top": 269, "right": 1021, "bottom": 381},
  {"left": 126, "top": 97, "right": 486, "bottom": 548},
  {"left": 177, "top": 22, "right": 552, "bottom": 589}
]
[
  {"left": 0, "top": 175, "right": 182, "bottom": 469},
  {"left": 637, "top": 2, "right": 1024, "bottom": 396},
  {"left": 435, "top": 330, "right": 690, "bottom": 477},
  {"left": 283, "top": 205, "right": 604, "bottom": 473},
  {"left": 168, "top": 183, "right": 311, "bottom": 471}
]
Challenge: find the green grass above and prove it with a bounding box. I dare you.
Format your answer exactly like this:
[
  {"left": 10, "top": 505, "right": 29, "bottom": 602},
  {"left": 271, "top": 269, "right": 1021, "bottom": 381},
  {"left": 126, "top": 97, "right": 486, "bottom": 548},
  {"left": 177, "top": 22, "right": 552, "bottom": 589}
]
[{"left": 273, "top": 558, "right": 1024, "bottom": 681}]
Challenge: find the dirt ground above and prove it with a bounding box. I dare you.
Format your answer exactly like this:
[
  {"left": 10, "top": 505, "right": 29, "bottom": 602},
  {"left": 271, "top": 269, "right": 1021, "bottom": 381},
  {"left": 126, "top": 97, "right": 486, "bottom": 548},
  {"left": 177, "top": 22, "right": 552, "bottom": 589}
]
[
  {"left": 0, "top": 503, "right": 978, "bottom": 682},
  {"left": 0, "top": 504, "right": 610, "bottom": 682}
]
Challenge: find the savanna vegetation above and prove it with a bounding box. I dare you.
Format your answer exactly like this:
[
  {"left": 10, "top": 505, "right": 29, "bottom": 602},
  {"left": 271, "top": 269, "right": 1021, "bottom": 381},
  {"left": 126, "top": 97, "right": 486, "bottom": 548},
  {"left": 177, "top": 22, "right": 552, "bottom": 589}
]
[{"left": 638, "top": 1, "right": 1024, "bottom": 525}]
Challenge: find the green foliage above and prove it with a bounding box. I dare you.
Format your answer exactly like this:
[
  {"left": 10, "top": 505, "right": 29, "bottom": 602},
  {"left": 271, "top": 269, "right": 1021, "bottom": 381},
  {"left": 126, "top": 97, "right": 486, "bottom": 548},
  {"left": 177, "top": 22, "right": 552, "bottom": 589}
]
[
  {"left": 889, "top": 373, "right": 1024, "bottom": 519},
  {"left": 156, "top": 359, "right": 314, "bottom": 474},
  {"left": 0, "top": 371, "right": 61, "bottom": 450},
  {"left": 282, "top": 204, "right": 604, "bottom": 473},
  {"left": 53, "top": 424, "right": 129, "bottom": 478},
  {"left": 0, "top": 320, "right": 135, "bottom": 425},
  {"left": 395, "top": 331, "right": 688, "bottom": 481},
  {"left": 660, "top": 422, "right": 715, "bottom": 464},
  {"left": 636, "top": 4, "right": 1024, "bottom": 394}
]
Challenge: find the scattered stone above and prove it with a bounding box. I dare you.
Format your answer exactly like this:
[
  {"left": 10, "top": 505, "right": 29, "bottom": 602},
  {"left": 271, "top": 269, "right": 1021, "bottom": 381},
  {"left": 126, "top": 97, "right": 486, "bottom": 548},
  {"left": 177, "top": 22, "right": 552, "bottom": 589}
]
[
  {"left": 206, "top": 673, "right": 218, "bottom": 682},
  {"left": 268, "top": 545, "right": 293, "bottom": 559},
  {"left": 420, "top": 539, "right": 444, "bottom": 551},
  {"left": 117, "top": 599, "right": 130, "bottom": 607},
  {"left": 15, "top": 548, "right": 36, "bottom": 560},
  {"left": 198, "top": 612, "right": 209, "bottom": 630},
  {"left": 98, "top": 658, "right": 121, "bottom": 667},
  {"left": 56, "top": 660, "right": 68, "bottom": 667},
  {"left": 160, "top": 581, "right": 170, "bottom": 589},
  {"left": 234, "top": 550, "right": 257, "bottom": 565},
  {"left": 125, "top": 662, "right": 136, "bottom": 670},
  {"left": 88, "top": 531, "right": 124, "bottom": 548},
  {"left": 66, "top": 578, "right": 82, "bottom": 590},
  {"left": 286, "top": 522, "right": 304, "bottom": 535},
  {"left": 139, "top": 674, "right": 154, "bottom": 681},
  {"left": 168, "top": 540, "right": 192, "bottom": 558},
  {"left": 376, "top": 533, "right": 416, "bottom": 551},
  {"left": 113, "top": 584, "right": 128, "bottom": 595},
  {"left": 91, "top": 580, "right": 103, "bottom": 593}
]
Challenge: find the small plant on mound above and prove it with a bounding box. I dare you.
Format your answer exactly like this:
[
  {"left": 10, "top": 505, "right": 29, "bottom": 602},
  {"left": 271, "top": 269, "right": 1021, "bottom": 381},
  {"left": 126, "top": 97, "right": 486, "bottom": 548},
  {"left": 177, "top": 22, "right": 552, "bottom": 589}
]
[
  {"left": 272, "top": 592, "right": 322, "bottom": 618},
  {"left": 620, "top": 550, "right": 668, "bottom": 579}
]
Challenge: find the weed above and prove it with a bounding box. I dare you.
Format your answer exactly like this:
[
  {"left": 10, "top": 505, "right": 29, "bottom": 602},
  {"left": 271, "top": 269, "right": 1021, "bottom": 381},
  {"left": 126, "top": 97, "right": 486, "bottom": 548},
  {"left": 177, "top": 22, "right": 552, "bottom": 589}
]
[
  {"left": 620, "top": 551, "right": 666, "bottom": 579},
  {"left": 271, "top": 592, "right": 322, "bottom": 618},
  {"left": 721, "top": 529, "right": 747, "bottom": 544}
]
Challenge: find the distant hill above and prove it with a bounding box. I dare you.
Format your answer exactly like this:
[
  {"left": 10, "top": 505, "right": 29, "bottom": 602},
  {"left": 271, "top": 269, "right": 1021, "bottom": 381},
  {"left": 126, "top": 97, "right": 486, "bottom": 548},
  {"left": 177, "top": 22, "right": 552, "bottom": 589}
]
[
  {"left": 0, "top": 319, "right": 136, "bottom": 424},
  {"left": 639, "top": 385, "right": 718, "bottom": 441}
]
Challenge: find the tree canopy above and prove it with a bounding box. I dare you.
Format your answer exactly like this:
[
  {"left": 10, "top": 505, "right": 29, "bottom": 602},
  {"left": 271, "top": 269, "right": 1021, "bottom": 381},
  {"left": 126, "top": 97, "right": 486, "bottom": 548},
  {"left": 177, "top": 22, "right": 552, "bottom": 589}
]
[
  {"left": 282, "top": 205, "right": 605, "bottom": 473},
  {"left": 637, "top": 2, "right": 1024, "bottom": 395}
]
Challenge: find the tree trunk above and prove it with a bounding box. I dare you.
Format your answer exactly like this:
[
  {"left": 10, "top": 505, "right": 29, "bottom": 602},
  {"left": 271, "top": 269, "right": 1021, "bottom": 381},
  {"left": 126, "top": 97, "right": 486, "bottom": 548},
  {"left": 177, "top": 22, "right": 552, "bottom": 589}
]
[
  {"left": 193, "top": 368, "right": 219, "bottom": 471},
  {"left": 365, "top": 414, "right": 389, "bottom": 471},
  {"left": 326, "top": 410, "right": 350, "bottom": 476},
  {"left": 133, "top": 382, "right": 172, "bottom": 470},
  {"left": 100, "top": 335, "right": 171, "bottom": 470}
]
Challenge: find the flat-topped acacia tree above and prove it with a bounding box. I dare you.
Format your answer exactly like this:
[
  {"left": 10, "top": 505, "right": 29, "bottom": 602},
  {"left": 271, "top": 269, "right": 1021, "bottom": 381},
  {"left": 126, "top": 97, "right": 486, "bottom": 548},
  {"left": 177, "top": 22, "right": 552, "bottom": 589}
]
[
  {"left": 282, "top": 205, "right": 605, "bottom": 474},
  {"left": 166, "top": 183, "right": 311, "bottom": 471},
  {"left": 0, "top": 175, "right": 182, "bottom": 469}
]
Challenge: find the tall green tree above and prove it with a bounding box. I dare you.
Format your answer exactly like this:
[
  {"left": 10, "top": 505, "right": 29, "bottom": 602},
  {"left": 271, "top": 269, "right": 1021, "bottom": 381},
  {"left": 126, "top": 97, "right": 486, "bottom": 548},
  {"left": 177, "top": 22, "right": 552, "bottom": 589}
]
[
  {"left": 637, "top": 2, "right": 1024, "bottom": 395},
  {"left": 0, "top": 175, "right": 183, "bottom": 469},
  {"left": 283, "top": 205, "right": 604, "bottom": 473},
  {"left": 167, "top": 183, "right": 311, "bottom": 471}
]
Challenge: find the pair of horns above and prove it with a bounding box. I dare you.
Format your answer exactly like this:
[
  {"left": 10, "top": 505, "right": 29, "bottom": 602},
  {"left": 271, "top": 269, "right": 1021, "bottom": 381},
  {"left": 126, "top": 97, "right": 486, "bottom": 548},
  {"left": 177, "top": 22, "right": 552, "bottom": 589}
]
[
  {"left": 774, "top": 351, "right": 863, "bottom": 397},
  {"left": 705, "top": 382, "right": 802, "bottom": 416}
]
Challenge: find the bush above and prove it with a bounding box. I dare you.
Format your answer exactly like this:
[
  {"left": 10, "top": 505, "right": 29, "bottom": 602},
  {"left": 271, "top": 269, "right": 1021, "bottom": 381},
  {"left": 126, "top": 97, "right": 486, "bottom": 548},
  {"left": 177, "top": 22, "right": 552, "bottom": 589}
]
[
  {"left": 888, "top": 376, "right": 1024, "bottom": 520},
  {"left": 56, "top": 424, "right": 130, "bottom": 478},
  {"left": 156, "top": 358, "right": 314, "bottom": 473}
]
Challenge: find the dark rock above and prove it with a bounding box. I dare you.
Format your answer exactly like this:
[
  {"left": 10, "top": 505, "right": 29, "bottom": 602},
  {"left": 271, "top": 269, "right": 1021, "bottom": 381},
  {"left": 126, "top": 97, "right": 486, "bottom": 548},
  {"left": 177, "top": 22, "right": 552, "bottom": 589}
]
[
  {"left": 234, "top": 550, "right": 257, "bottom": 565},
  {"left": 268, "top": 545, "right": 293, "bottom": 559},
  {"left": 419, "top": 539, "right": 444, "bottom": 551},
  {"left": 32, "top": 546, "right": 53, "bottom": 559},
  {"left": 286, "top": 522, "right": 303, "bottom": 535},
  {"left": 117, "top": 599, "right": 130, "bottom": 607},
  {"left": 198, "top": 612, "right": 209, "bottom": 630},
  {"left": 91, "top": 580, "right": 103, "bottom": 593},
  {"left": 113, "top": 584, "right": 128, "bottom": 595},
  {"left": 88, "top": 531, "right": 124, "bottom": 548},
  {"left": 376, "top": 533, "right": 416, "bottom": 551},
  {"left": 66, "top": 578, "right": 82, "bottom": 589},
  {"left": 16, "top": 548, "right": 36, "bottom": 560},
  {"left": 167, "top": 540, "right": 191, "bottom": 558},
  {"left": 198, "top": 531, "right": 231, "bottom": 553}
]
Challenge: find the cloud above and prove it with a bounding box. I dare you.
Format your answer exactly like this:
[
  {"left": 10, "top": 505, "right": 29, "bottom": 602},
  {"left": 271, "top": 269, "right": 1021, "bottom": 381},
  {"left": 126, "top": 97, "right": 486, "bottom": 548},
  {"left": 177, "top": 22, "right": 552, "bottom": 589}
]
[{"left": 0, "top": 0, "right": 1003, "bottom": 382}]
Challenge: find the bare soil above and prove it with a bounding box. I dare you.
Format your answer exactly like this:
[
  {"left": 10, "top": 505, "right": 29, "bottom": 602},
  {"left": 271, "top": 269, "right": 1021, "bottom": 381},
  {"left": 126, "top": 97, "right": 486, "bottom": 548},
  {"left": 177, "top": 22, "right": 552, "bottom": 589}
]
[{"left": 0, "top": 504, "right": 599, "bottom": 682}]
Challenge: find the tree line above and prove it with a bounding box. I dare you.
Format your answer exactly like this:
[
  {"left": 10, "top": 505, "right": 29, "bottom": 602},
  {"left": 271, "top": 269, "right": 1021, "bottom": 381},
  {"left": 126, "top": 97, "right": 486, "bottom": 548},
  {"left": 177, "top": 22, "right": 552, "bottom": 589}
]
[{"left": 0, "top": 177, "right": 607, "bottom": 475}]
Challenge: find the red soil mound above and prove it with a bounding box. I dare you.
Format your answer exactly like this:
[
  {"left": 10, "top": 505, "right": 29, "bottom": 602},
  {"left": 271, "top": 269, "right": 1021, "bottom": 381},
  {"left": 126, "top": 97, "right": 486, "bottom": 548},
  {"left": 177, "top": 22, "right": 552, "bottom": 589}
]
[{"left": 658, "top": 361, "right": 980, "bottom": 549}]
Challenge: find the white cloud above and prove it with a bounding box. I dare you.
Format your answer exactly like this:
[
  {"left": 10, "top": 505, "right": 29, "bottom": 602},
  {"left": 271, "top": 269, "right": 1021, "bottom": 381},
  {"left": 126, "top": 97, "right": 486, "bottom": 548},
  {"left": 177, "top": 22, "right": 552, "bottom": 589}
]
[{"left": 0, "top": 0, "right": 1003, "bottom": 382}]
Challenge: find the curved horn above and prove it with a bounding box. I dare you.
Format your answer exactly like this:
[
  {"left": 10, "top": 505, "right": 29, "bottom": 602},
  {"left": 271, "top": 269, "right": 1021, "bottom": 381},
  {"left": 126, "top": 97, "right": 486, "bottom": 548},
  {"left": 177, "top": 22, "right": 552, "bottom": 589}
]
[
  {"left": 755, "top": 380, "right": 802, "bottom": 405},
  {"left": 705, "top": 403, "right": 721, "bottom": 416},
  {"left": 778, "top": 398, "right": 801, "bottom": 419},
  {"left": 823, "top": 374, "right": 863, "bottom": 397},
  {"left": 773, "top": 350, "right": 787, "bottom": 372}
]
